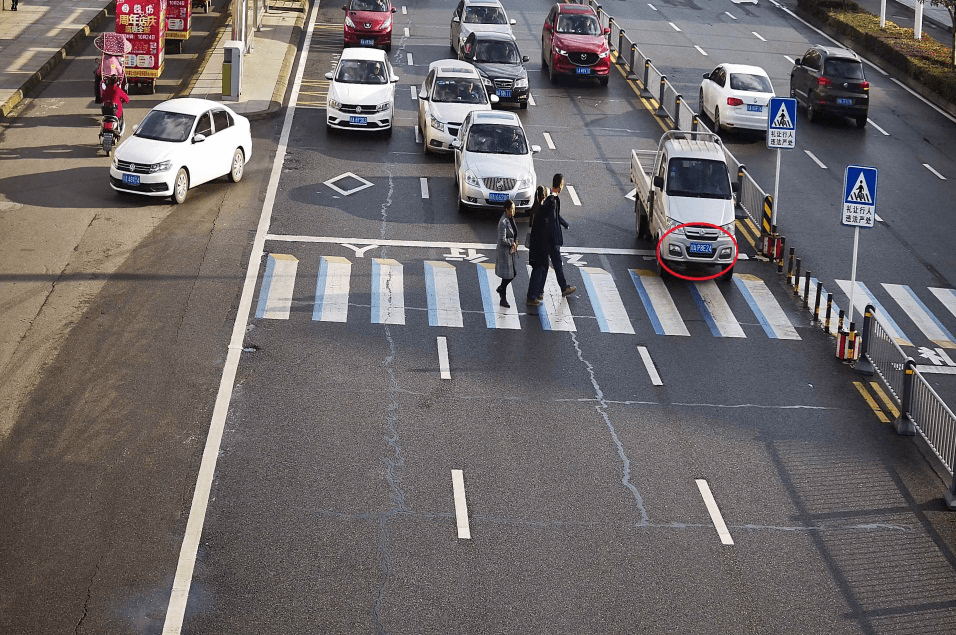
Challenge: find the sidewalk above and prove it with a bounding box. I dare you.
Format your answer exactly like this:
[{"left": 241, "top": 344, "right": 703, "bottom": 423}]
[{"left": 0, "top": 0, "right": 305, "bottom": 120}]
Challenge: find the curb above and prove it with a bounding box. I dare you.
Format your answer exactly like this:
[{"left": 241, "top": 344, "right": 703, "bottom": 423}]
[
  {"left": 0, "top": 1, "right": 117, "bottom": 120},
  {"left": 174, "top": 6, "right": 233, "bottom": 99}
]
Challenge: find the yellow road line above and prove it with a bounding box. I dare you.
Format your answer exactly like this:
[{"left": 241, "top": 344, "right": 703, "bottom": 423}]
[
  {"left": 735, "top": 219, "right": 757, "bottom": 250},
  {"left": 611, "top": 51, "right": 669, "bottom": 134},
  {"left": 869, "top": 382, "right": 901, "bottom": 419},
  {"left": 853, "top": 382, "right": 890, "bottom": 423}
]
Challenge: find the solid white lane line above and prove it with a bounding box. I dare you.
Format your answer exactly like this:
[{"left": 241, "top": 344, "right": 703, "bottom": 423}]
[
  {"left": 752, "top": 31, "right": 766, "bottom": 41},
  {"left": 669, "top": 21, "right": 681, "bottom": 31},
  {"left": 566, "top": 185, "right": 581, "bottom": 206},
  {"left": 451, "top": 470, "right": 471, "bottom": 539},
  {"left": 696, "top": 479, "right": 734, "bottom": 545},
  {"left": 868, "top": 119, "right": 889, "bottom": 135},
  {"left": 420, "top": 177, "right": 429, "bottom": 199},
  {"left": 437, "top": 336, "right": 451, "bottom": 379},
  {"left": 637, "top": 346, "right": 663, "bottom": 385},
  {"left": 528, "top": 92, "right": 536, "bottom": 106},
  {"left": 410, "top": 85, "right": 417, "bottom": 100},
  {"left": 407, "top": 52, "right": 414, "bottom": 65},
  {"left": 695, "top": 45, "right": 708, "bottom": 56},
  {"left": 543, "top": 132, "right": 556, "bottom": 150},
  {"left": 162, "top": 4, "right": 320, "bottom": 634},
  {"left": 804, "top": 150, "right": 827, "bottom": 169},
  {"left": 924, "top": 163, "right": 947, "bottom": 180},
  {"left": 725, "top": 11, "right": 737, "bottom": 19},
  {"left": 404, "top": 27, "right": 409, "bottom": 37},
  {"left": 648, "top": 3, "right": 658, "bottom": 10}
]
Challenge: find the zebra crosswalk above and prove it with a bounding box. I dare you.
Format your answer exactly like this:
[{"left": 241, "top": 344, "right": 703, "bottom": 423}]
[{"left": 253, "top": 253, "right": 805, "bottom": 340}]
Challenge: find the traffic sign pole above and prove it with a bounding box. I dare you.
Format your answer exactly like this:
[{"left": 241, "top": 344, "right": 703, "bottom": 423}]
[
  {"left": 767, "top": 97, "right": 796, "bottom": 232},
  {"left": 772, "top": 148, "right": 781, "bottom": 226},
  {"left": 840, "top": 165, "right": 878, "bottom": 325},
  {"left": 848, "top": 226, "right": 859, "bottom": 324}
]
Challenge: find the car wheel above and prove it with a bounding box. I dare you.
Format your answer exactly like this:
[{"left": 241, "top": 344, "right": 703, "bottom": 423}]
[
  {"left": 599, "top": 76, "right": 609, "bottom": 87},
  {"left": 713, "top": 107, "right": 722, "bottom": 133},
  {"left": 384, "top": 120, "right": 393, "bottom": 138},
  {"left": 855, "top": 115, "right": 867, "bottom": 128},
  {"left": 541, "top": 45, "right": 549, "bottom": 69},
  {"left": 699, "top": 89, "right": 705, "bottom": 114},
  {"left": 548, "top": 53, "right": 557, "bottom": 84},
  {"left": 655, "top": 253, "right": 668, "bottom": 279},
  {"left": 172, "top": 168, "right": 189, "bottom": 205},
  {"left": 717, "top": 265, "right": 734, "bottom": 284},
  {"left": 228, "top": 148, "right": 245, "bottom": 183},
  {"left": 807, "top": 100, "right": 818, "bottom": 123},
  {"left": 637, "top": 202, "right": 650, "bottom": 241},
  {"left": 520, "top": 100, "right": 528, "bottom": 110}
]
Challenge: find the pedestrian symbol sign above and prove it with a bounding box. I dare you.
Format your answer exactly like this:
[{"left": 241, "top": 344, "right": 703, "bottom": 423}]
[
  {"left": 842, "top": 165, "right": 877, "bottom": 227},
  {"left": 767, "top": 97, "right": 797, "bottom": 149}
]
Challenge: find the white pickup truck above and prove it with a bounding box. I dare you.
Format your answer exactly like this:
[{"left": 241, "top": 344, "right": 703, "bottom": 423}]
[{"left": 630, "top": 130, "right": 738, "bottom": 282}]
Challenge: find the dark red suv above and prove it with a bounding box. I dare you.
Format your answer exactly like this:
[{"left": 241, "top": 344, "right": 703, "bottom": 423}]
[{"left": 541, "top": 3, "right": 611, "bottom": 85}]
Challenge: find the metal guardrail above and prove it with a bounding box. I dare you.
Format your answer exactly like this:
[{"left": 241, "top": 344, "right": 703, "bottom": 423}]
[{"left": 860, "top": 305, "right": 956, "bottom": 508}]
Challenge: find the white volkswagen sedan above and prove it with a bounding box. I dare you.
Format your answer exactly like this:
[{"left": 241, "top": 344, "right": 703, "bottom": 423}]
[
  {"left": 418, "top": 60, "right": 497, "bottom": 154},
  {"left": 452, "top": 110, "right": 540, "bottom": 213},
  {"left": 109, "top": 98, "right": 252, "bottom": 204},
  {"left": 326, "top": 47, "right": 399, "bottom": 135},
  {"left": 699, "top": 64, "right": 775, "bottom": 133}
]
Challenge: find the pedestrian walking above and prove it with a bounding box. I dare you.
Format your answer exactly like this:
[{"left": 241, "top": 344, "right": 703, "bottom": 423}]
[
  {"left": 495, "top": 199, "right": 519, "bottom": 307},
  {"left": 11, "top": 0, "right": 19, "bottom": 10},
  {"left": 526, "top": 173, "right": 575, "bottom": 306},
  {"left": 524, "top": 185, "right": 548, "bottom": 249}
]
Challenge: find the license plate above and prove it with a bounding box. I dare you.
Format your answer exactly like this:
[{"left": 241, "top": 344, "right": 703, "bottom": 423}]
[
  {"left": 746, "top": 104, "right": 762, "bottom": 112},
  {"left": 689, "top": 242, "right": 713, "bottom": 254},
  {"left": 576, "top": 67, "right": 591, "bottom": 75},
  {"left": 360, "top": 38, "right": 375, "bottom": 46},
  {"left": 496, "top": 89, "right": 511, "bottom": 98},
  {"left": 837, "top": 98, "right": 853, "bottom": 105},
  {"left": 122, "top": 173, "right": 140, "bottom": 186},
  {"left": 349, "top": 116, "right": 368, "bottom": 125},
  {"left": 489, "top": 192, "right": 509, "bottom": 202}
]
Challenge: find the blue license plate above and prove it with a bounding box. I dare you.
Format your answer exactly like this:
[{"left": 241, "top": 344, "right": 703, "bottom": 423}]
[
  {"left": 349, "top": 116, "right": 368, "bottom": 125},
  {"left": 496, "top": 89, "right": 511, "bottom": 98},
  {"left": 122, "top": 173, "right": 140, "bottom": 186},
  {"left": 689, "top": 242, "right": 713, "bottom": 254},
  {"left": 489, "top": 192, "right": 509, "bottom": 202},
  {"left": 746, "top": 104, "right": 762, "bottom": 112},
  {"left": 576, "top": 67, "right": 591, "bottom": 75},
  {"left": 837, "top": 97, "right": 853, "bottom": 105},
  {"left": 360, "top": 38, "right": 375, "bottom": 46}
]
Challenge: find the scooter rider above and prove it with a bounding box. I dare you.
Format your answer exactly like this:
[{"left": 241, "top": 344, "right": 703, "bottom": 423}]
[{"left": 100, "top": 75, "right": 130, "bottom": 135}]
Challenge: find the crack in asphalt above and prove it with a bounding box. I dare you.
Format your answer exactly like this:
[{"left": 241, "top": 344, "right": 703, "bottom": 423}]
[{"left": 74, "top": 551, "right": 103, "bottom": 634}]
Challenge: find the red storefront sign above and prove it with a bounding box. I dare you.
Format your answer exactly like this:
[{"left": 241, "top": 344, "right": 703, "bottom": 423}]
[
  {"left": 166, "top": 0, "right": 191, "bottom": 41},
  {"left": 116, "top": 0, "right": 167, "bottom": 79}
]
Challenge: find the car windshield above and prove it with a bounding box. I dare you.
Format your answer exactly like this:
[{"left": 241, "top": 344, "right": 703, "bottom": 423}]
[
  {"left": 463, "top": 6, "right": 506, "bottom": 24},
  {"left": 134, "top": 109, "right": 195, "bottom": 142},
  {"left": 336, "top": 59, "right": 388, "bottom": 84},
  {"left": 556, "top": 14, "right": 601, "bottom": 35},
  {"left": 433, "top": 78, "right": 487, "bottom": 104},
  {"left": 666, "top": 158, "right": 732, "bottom": 199},
  {"left": 351, "top": 0, "right": 388, "bottom": 10},
  {"left": 466, "top": 123, "right": 528, "bottom": 154},
  {"left": 474, "top": 40, "right": 520, "bottom": 64},
  {"left": 729, "top": 73, "right": 773, "bottom": 93},
  {"left": 824, "top": 59, "right": 864, "bottom": 79}
]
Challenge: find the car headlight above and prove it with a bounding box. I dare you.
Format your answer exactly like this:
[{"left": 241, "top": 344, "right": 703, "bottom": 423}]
[
  {"left": 430, "top": 115, "right": 445, "bottom": 132},
  {"left": 516, "top": 174, "right": 534, "bottom": 189},
  {"left": 381, "top": 17, "right": 391, "bottom": 30},
  {"left": 554, "top": 47, "right": 568, "bottom": 56},
  {"left": 377, "top": 102, "right": 391, "bottom": 112},
  {"left": 598, "top": 49, "right": 610, "bottom": 59},
  {"left": 111, "top": 154, "right": 119, "bottom": 169},
  {"left": 481, "top": 76, "right": 493, "bottom": 87},
  {"left": 328, "top": 98, "right": 341, "bottom": 110},
  {"left": 722, "top": 221, "right": 736, "bottom": 235},
  {"left": 514, "top": 77, "right": 528, "bottom": 89},
  {"left": 665, "top": 218, "right": 685, "bottom": 235},
  {"left": 345, "top": 15, "right": 355, "bottom": 28},
  {"left": 150, "top": 160, "right": 172, "bottom": 173},
  {"left": 464, "top": 170, "right": 481, "bottom": 188}
]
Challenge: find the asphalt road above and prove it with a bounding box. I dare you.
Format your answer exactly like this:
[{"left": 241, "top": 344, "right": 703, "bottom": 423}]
[{"left": 2, "top": 0, "right": 956, "bottom": 633}]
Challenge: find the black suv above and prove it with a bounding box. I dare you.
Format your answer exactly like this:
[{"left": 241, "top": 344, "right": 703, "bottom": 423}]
[
  {"left": 459, "top": 31, "right": 531, "bottom": 109},
  {"left": 790, "top": 45, "right": 869, "bottom": 128}
]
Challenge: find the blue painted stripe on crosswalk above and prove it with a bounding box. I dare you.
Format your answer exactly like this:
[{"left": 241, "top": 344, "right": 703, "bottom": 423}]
[
  {"left": 629, "top": 270, "right": 666, "bottom": 335},
  {"left": 255, "top": 256, "right": 280, "bottom": 319},
  {"left": 733, "top": 276, "right": 774, "bottom": 337},
  {"left": 688, "top": 283, "right": 721, "bottom": 337},
  {"left": 580, "top": 267, "right": 634, "bottom": 334},
  {"left": 477, "top": 264, "right": 497, "bottom": 329},
  {"left": 313, "top": 257, "right": 328, "bottom": 321}
]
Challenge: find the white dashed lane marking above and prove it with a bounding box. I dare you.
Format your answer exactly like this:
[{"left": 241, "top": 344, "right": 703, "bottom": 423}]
[
  {"left": 566, "top": 185, "right": 581, "bottom": 206},
  {"left": 725, "top": 11, "right": 737, "bottom": 19},
  {"left": 752, "top": 31, "right": 766, "bottom": 41},
  {"left": 804, "top": 150, "right": 828, "bottom": 169},
  {"left": 637, "top": 346, "right": 663, "bottom": 385},
  {"left": 407, "top": 52, "right": 413, "bottom": 65},
  {"left": 868, "top": 119, "right": 889, "bottom": 136},
  {"left": 669, "top": 22, "right": 681, "bottom": 31},
  {"left": 695, "top": 45, "right": 708, "bottom": 56},
  {"left": 420, "top": 177, "right": 429, "bottom": 199},
  {"left": 543, "top": 132, "right": 556, "bottom": 150},
  {"left": 924, "top": 163, "right": 947, "bottom": 180}
]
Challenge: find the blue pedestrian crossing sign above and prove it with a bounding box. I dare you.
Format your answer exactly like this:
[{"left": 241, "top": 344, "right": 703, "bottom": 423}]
[
  {"left": 767, "top": 97, "right": 797, "bottom": 149},
  {"left": 842, "top": 165, "right": 877, "bottom": 228}
]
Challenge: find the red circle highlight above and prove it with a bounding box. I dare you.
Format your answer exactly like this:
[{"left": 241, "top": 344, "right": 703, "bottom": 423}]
[{"left": 655, "top": 222, "right": 739, "bottom": 281}]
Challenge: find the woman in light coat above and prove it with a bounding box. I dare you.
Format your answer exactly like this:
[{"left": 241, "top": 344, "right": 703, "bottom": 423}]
[{"left": 495, "top": 199, "right": 519, "bottom": 308}]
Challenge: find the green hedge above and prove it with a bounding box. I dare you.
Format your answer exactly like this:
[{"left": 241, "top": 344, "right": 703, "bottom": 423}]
[{"left": 798, "top": 0, "right": 956, "bottom": 103}]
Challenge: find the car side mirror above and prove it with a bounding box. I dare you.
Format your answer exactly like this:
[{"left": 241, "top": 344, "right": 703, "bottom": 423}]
[
  {"left": 544, "top": 23, "right": 552, "bottom": 32},
  {"left": 522, "top": 55, "right": 530, "bottom": 62},
  {"left": 132, "top": 124, "right": 139, "bottom": 132},
  {"left": 703, "top": 73, "right": 710, "bottom": 79},
  {"left": 193, "top": 133, "right": 206, "bottom": 144},
  {"left": 342, "top": 4, "right": 347, "bottom": 10},
  {"left": 531, "top": 145, "right": 541, "bottom": 154},
  {"left": 452, "top": 15, "right": 460, "bottom": 23},
  {"left": 731, "top": 182, "right": 740, "bottom": 194},
  {"left": 490, "top": 94, "right": 500, "bottom": 104},
  {"left": 391, "top": 6, "right": 396, "bottom": 12},
  {"left": 603, "top": 27, "right": 611, "bottom": 35},
  {"left": 510, "top": 19, "right": 517, "bottom": 25},
  {"left": 450, "top": 138, "right": 462, "bottom": 149},
  {"left": 653, "top": 175, "right": 664, "bottom": 189},
  {"left": 794, "top": 57, "right": 802, "bottom": 66},
  {"left": 391, "top": 76, "right": 400, "bottom": 83},
  {"left": 325, "top": 72, "right": 333, "bottom": 80},
  {"left": 419, "top": 89, "right": 427, "bottom": 100}
]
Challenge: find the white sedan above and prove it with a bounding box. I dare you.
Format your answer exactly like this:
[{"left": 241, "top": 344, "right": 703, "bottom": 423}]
[
  {"left": 109, "top": 98, "right": 252, "bottom": 204},
  {"left": 326, "top": 47, "right": 399, "bottom": 135},
  {"left": 418, "top": 60, "right": 497, "bottom": 154},
  {"left": 452, "top": 110, "right": 540, "bottom": 213},
  {"left": 699, "top": 64, "right": 775, "bottom": 133}
]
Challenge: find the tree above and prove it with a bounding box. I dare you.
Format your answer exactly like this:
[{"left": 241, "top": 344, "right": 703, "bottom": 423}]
[{"left": 930, "top": 0, "right": 956, "bottom": 66}]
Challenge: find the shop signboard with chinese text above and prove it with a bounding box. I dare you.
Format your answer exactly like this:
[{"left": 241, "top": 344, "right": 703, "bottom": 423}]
[
  {"left": 116, "top": 0, "right": 167, "bottom": 79},
  {"left": 166, "top": 0, "right": 191, "bottom": 41}
]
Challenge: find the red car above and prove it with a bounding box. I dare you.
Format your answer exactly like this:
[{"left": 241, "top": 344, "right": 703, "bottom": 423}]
[
  {"left": 343, "top": 0, "right": 396, "bottom": 51},
  {"left": 541, "top": 3, "right": 611, "bottom": 85}
]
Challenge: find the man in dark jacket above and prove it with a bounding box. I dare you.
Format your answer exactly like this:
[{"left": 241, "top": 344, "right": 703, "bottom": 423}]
[{"left": 526, "top": 173, "right": 575, "bottom": 306}]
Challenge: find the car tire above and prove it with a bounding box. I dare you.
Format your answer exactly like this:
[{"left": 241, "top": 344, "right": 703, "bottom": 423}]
[
  {"left": 541, "top": 45, "right": 549, "bottom": 69},
  {"left": 713, "top": 106, "right": 722, "bottom": 133},
  {"left": 637, "top": 204, "right": 650, "bottom": 241},
  {"left": 855, "top": 115, "right": 867, "bottom": 128},
  {"left": 699, "top": 88, "right": 705, "bottom": 115},
  {"left": 520, "top": 100, "right": 528, "bottom": 110},
  {"left": 384, "top": 121, "right": 393, "bottom": 138},
  {"left": 228, "top": 148, "right": 244, "bottom": 183},
  {"left": 807, "top": 101, "right": 817, "bottom": 123},
  {"left": 717, "top": 265, "right": 734, "bottom": 284},
  {"left": 172, "top": 168, "right": 189, "bottom": 205},
  {"left": 548, "top": 57, "right": 557, "bottom": 84},
  {"left": 599, "top": 76, "right": 609, "bottom": 87},
  {"left": 655, "top": 253, "right": 668, "bottom": 279}
]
